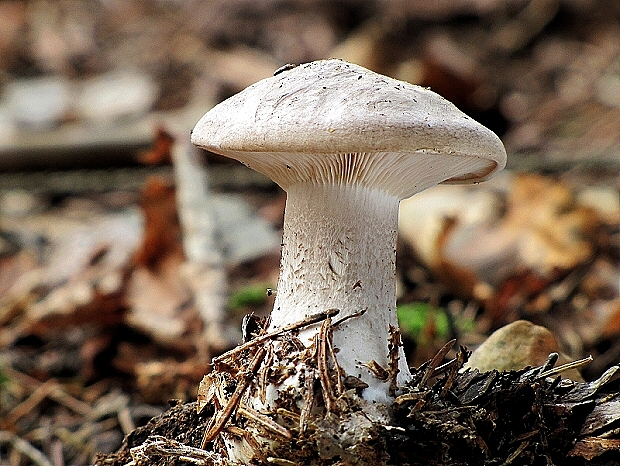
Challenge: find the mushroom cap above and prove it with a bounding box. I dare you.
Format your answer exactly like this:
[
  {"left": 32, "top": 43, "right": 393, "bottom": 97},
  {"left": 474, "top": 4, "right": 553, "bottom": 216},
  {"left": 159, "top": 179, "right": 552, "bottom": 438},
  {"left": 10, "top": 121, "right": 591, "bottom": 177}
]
[{"left": 192, "top": 59, "right": 507, "bottom": 199}]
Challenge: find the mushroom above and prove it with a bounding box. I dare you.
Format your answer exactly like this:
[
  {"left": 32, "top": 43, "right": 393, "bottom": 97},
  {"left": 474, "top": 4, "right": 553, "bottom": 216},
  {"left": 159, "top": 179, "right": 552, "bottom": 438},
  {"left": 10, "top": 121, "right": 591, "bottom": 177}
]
[{"left": 191, "top": 59, "right": 506, "bottom": 403}]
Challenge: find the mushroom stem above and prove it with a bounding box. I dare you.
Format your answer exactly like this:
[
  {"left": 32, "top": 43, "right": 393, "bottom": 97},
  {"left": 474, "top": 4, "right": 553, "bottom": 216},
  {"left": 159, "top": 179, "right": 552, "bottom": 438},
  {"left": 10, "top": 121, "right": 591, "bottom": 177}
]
[{"left": 271, "top": 181, "right": 411, "bottom": 402}]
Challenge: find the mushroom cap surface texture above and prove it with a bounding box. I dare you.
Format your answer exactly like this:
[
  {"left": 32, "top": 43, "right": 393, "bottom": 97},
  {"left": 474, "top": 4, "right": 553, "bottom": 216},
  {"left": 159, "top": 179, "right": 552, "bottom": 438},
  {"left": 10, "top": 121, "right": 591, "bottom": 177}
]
[{"left": 192, "top": 59, "right": 507, "bottom": 199}]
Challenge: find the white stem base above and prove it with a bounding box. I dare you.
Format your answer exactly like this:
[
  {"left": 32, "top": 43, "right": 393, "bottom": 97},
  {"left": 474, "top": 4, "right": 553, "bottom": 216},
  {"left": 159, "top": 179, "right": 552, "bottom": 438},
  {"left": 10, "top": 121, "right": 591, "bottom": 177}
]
[{"left": 270, "top": 182, "right": 412, "bottom": 403}]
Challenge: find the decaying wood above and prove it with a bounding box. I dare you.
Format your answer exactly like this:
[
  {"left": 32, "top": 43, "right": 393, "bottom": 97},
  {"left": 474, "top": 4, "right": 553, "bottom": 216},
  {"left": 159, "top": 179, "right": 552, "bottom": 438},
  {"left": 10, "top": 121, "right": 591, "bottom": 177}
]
[
  {"left": 171, "top": 136, "right": 231, "bottom": 353},
  {"left": 97, "top": 342, "right": 620, "bottom": 466},
  {"left": 385, "top": 351, "right": 620, "bottom": 466}
]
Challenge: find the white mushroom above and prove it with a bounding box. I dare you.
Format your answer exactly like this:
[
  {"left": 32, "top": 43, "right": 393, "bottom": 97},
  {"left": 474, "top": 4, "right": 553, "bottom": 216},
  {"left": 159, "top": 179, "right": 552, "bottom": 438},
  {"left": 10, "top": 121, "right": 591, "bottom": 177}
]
[{"left": 192, "top": 59, "right": 506, "bottom": 403}]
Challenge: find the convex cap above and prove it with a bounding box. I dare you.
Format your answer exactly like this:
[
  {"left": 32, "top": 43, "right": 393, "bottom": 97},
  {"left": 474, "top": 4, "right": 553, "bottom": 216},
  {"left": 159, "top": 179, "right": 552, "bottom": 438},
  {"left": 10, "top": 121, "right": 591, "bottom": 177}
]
[{"left": 192, "top": 59, "right": 507, "bottom": 199}]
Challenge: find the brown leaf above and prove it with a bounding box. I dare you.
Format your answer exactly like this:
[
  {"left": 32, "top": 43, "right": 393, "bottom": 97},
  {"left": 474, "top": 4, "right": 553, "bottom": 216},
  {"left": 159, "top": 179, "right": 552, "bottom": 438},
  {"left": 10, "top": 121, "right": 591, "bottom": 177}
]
[
  {"left": 137, "top": 127, "right": 175, "bottom": 165},
  {"left": 133, "top": 177, "right": 184, "bottom": 270}
]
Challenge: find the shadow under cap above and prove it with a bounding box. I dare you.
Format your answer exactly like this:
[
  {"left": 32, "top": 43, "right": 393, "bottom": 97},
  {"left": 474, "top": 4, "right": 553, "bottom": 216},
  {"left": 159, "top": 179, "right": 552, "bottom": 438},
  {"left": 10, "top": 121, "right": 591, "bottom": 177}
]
[{"left": 192, "top": 59, "right": 507, "bottom": 197}]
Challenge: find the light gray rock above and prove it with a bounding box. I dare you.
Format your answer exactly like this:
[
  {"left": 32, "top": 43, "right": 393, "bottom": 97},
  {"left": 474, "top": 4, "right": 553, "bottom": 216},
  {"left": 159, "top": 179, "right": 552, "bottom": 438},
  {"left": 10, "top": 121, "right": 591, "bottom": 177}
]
[
  {"left": 212, "top": 194, "right": 280, "bottom": 265},
  {"left": 5, "top": 76, "right": 72, "bottom": 129},
  {"left": 596, "top": 73, "right": 620, "bottom": 108},
  {"left": 464, "top": 320, "right": 584, "bottom": 381},
  {"left": 76, "top": 70, "right": 158, "bottom": 125}
]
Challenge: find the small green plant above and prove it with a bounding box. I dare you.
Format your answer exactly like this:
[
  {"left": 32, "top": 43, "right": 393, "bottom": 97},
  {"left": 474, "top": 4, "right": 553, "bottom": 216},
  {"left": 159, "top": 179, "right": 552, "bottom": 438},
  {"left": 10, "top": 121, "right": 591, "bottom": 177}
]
[
  {"left": 397, "top": 302, "right": 449, "bottom": 343},
  {"left": 397, "top": 302, "right": 475, "bottom": 345},
  {"left": 0, "top": 366, "right": 9, "bottom": 391},
  {"left": 228, "top": 284, "right": 272, "bottom": 311}
]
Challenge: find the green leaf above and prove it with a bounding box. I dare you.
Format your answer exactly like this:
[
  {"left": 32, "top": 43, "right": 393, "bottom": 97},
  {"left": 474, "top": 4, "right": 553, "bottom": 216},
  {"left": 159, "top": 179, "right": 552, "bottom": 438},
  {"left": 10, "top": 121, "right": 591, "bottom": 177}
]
[
  {"left": 0, "top": 366, "right": 9, "bottom": 390},
  {"left": 228, "top": 284, "right": 271, "bottom": 311},
  {"left": 398, "top": 302, "right": 476, "bottom": 344},
  {"left": 397, "top": 302, "right": 450, "bottom": 342}
]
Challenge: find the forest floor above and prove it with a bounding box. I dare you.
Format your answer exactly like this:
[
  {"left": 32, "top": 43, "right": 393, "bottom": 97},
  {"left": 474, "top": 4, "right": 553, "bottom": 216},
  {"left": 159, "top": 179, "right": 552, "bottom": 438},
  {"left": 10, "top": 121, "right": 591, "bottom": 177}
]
[{"left": 0, "top": 1, "right": 619, "bottom": 464}]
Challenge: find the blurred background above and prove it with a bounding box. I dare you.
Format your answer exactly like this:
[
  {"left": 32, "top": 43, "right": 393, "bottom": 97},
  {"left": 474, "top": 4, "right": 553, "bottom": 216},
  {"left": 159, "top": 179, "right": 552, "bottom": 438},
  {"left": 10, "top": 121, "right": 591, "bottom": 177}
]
[{"left": 0, "top": 1, "right": 619, "bottom": 464}]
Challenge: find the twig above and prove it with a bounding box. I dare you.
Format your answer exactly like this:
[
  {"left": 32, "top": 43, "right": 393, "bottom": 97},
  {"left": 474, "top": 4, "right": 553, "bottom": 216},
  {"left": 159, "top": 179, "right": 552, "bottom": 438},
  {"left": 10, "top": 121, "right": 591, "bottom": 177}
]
[
  {"left": 2, "top": 380, "right": 57, "bottom": 429},
  {"left": 276, "top": 408, "right": 300, "bottom": 424},
  {"left": 326, "top": 324, "right": 344, "bottom": 396},
  {"left": 53, "top": 425, "right": 97, "bottom": 459},
  {"left": 0, "top": 431, "right": 53, "bottom": 466},
  {"left": 51, "top": 440, "right": 64, "bottom": 466},
  {"left": 118, "top": 407, "right": 136, "bottom": 436},
  {"left": 127, "top": 435, "right": 224, "bottom": 466},
  {"left": 440, "top": 348, "right": 466, "bottom": 399},
  {"left": 258, "top": 345, "right": 274, "bottom": 405},
  {"left": 213, "top": 309, "right": 339, "bottom": 367},
  {"left": 332, "top": 308, "right": 366, "bottom": 328},
  {"left": 501, "top": 441, "right": 530, "bottom": 466},
  {"left": 2, "top": 367, "right": 91, "bottom": 421},
  {"left": 300, "top": 369, "right": 316, "bottom": 433},
  {"left": 536, "top": 355, "right": 593, "bottom": 380},
  {"left": 267, "top": 458, "right": 298, "bottom": 465},
  {"left": 430, "top": 358, "right": 458, "bottom": 379},
  {"left": 388, "top": 324, "right": 401, "bottom": 396},
  {"left": 49, "top": 386, "right": 92, "bottom": 416},
  {"left": 420, "top": 339, "right": 456, "bottom": 388},
  {"left": 2, "top": 365, "right": 43, "bottom": 389},
  {"left": 316, "top": 318, "right": 336, "bottom": 412},
  {"left": 394, "top": 390, "right": 428, "bottom": 406},
  {"left": 237, "top": 406, "right": 292, "bottom": 439},
  {"left": 202, "top": 347, "right": 267, "bottom": 446}
]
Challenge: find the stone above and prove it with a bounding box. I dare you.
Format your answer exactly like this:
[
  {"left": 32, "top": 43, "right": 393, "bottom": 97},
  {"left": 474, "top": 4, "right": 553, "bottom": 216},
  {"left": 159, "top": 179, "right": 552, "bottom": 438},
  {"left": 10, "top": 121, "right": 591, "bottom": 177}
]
[
  {"left": 76, "top": 70, "right": 157, "bottom": 125},
  {"left": 464, "top": 320, "right": 583, "bottom": 380},
  {"left": 4, "top": 76, "right": 72, "bottom": 129}
]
